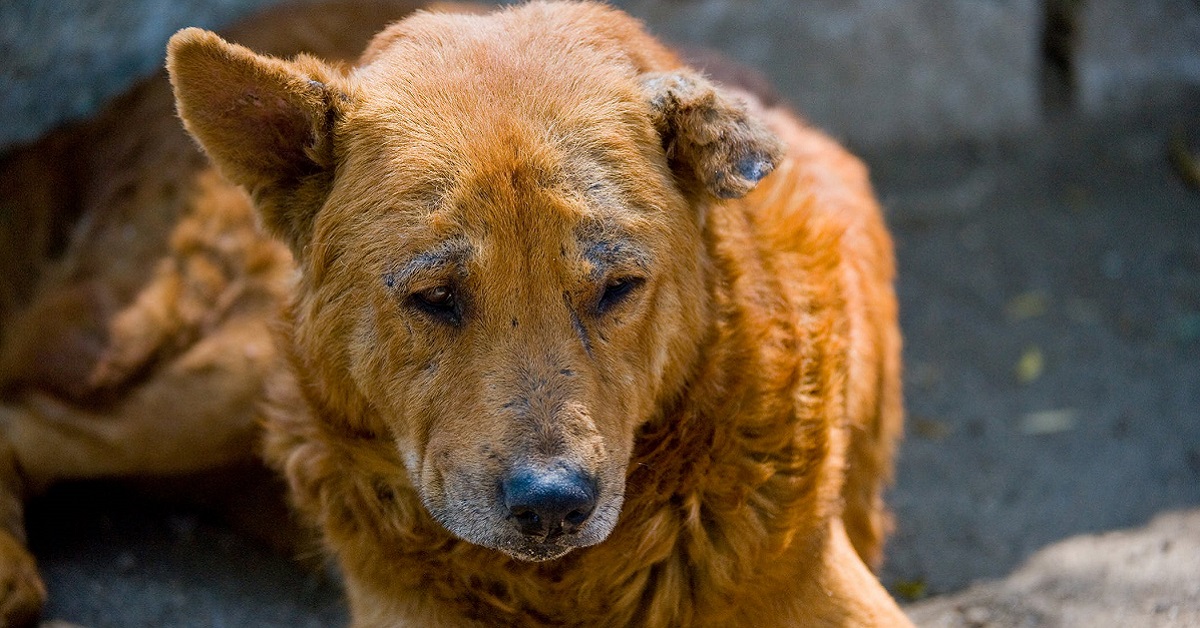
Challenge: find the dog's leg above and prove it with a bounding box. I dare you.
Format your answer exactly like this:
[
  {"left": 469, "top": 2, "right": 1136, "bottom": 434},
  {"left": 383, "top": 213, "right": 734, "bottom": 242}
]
[
  {"left": 0, "top": 314, "right": 276, "bottom": 624},
  {"left": 6, "top": 317, "right": 271, "bottom": 486},
  {"left": 840, "top": 285, "right": 904, "bottom": 571},
  {"left": 0, "top": 435, "right": 46, "bottom": 628}
]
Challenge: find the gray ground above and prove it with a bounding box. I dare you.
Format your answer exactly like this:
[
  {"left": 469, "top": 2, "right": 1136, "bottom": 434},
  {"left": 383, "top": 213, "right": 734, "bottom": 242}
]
[
  {"left": 23, "top": 95, "right": 1200, "bottom": 626},
  {"left": 871, "top": 97, "right": 1200, "bottom": 594},
  {"left": 873, "top": 97, "right": 1200, "bottom": 625}
]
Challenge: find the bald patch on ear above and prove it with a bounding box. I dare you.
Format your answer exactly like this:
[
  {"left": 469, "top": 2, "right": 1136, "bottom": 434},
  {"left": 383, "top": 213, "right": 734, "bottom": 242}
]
[{"left": 642, "top": 71, "right": 784, "bottom": 201}]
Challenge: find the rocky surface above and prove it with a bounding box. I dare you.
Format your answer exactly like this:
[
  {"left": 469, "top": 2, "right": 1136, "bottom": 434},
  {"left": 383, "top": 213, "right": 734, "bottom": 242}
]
[
  {"left": 906, "top": 509, "right": 1200, "bottom": 628},
  {"left": 614, "top": 0, "right": 1043, "bottom": 148},
  {"left": 873, "top": 97, "right": 1200, "bottom": 599},
  {"left": 0, "top": 0, "right": 286, "bottom": 149},
  {"left": 1076, "top": 0, "right": 1200, "bottom": 114},
  {"left": 7, "top": 0, "right": 1200, "bottom": 150}
]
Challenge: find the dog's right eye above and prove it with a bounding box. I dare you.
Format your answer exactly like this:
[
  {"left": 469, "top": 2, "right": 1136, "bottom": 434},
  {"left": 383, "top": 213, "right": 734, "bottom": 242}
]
[
  {"left": 409, "top": 285, "right": 460, "bottom": 324},
  {"left": 597, "top": 277, "right": 645, "bottom": 315}
]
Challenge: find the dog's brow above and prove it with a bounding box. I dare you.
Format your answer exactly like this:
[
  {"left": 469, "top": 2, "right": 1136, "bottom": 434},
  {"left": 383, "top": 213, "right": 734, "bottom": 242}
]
[
  {"left": 581, "top": 237, "right": 652, "bottom": 276},
  {"left": 391, "top": 240, "right": 473, "bottom": 285}
]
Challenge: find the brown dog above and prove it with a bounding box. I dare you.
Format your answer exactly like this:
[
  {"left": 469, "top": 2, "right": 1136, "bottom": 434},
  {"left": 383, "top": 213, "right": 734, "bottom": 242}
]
[{"left": 0, "top": 1, "right": 906, "bottom": 625}]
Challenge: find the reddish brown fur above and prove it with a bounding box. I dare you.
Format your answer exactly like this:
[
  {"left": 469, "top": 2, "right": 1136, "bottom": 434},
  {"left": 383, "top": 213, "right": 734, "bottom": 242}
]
[{"left": 0, "top": 1, "right": 906, "bottom": 625}]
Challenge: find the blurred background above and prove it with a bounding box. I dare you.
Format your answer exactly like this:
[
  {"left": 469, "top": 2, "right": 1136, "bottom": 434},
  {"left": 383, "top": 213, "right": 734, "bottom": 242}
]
[
  {"left": 2, "top": 1, "right": 1198, "bottom": 626},
  {"left": 3, "top": 0, "right": 1198, "bottom": 151}
]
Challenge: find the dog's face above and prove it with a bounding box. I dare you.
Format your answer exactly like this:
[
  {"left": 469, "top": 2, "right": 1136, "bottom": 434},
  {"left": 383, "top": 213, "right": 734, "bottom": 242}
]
[
  {"left": 318, "top": 41, "right": 711, "bottom": 559},
  {"left": 169, "top": 2, "right": 780, "bottom": 561}
]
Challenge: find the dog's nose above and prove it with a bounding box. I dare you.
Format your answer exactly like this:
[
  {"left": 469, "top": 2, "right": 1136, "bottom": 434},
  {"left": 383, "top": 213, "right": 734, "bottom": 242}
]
[{"left": 502, "top": 464, "right": 597, "bottom": 538}]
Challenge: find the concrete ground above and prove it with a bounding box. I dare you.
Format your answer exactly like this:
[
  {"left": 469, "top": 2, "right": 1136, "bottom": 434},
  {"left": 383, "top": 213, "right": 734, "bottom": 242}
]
[
  {"left": 23, "top": 92, "right": 1200, "bottom": 626},
  {"left": 871, "top": 94, "right": 1200, "bottom": 625}
]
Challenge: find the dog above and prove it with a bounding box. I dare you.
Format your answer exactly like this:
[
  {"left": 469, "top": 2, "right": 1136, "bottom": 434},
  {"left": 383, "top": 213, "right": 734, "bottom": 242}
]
[{"left": 0, "top": 1, "right": 907, "bottom": 625}]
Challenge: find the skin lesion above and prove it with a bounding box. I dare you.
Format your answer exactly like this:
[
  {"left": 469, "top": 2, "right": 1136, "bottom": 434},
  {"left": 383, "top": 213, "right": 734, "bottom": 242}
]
[
  {"left": 383, "top": 239, "right": 475, "bottom": 294},
  {"left": 381, "top": 239, "right": 475, "bottom": 326},
  {"left": 563, "top": 290, "right": 594, "bottom": 358}
]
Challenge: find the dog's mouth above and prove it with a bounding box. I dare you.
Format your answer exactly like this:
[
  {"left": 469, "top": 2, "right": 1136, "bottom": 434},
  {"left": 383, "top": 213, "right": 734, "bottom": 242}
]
[
  {"left": 429, "top": 499, "right": 621, "bottom": 562},
  {"left": 424, "top": 465, "right": 626, "bottom": 562},
  {"left": 494, "top": 535, "right": 582, "bottom": 562},
  {"left": 485, "top": 496, "right": 622, "bottom": 562}
]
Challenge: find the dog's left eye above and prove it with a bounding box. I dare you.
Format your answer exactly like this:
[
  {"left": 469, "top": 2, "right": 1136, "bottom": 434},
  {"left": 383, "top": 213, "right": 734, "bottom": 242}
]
[
  {"left": 410, "top": 285, "right": 460, "bottom": 323},
  {"left": 597, "top": 277, "right": 644, "bottom": 314}
]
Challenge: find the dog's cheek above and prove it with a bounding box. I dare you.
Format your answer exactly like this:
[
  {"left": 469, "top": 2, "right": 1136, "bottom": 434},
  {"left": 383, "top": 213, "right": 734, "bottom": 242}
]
[
  {"left": 614, "top": 278, "right": 704, "bottom": 427},
  {"left": 419, "top": 429, "right": 514, "bottom": 531},
  {"left": 384, "top": 351, "right": 494, "bottom": 493},
  {"left": 340, "top": 292, "right": 439, "bottom": 457}
]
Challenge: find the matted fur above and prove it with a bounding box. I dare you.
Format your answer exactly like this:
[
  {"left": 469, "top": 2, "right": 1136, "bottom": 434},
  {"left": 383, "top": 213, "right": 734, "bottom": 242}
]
[{"left": 0, "top": 1, "right": 906, "bottom": 625}]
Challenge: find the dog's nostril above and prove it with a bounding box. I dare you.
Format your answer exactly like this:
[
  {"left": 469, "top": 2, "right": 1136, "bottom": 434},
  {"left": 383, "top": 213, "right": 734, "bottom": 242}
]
[
  {"left": 564, "top": 509, "right": 589, "bottom": 527},
  {"left": 502, "top": 464, "right": 597, "bottom": 538},
  {"left": 511, "top": 507, "right": 541, "bottom": 530}
]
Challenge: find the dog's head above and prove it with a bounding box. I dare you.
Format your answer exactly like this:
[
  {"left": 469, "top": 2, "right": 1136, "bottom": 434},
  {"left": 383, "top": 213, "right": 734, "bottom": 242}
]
[{"left": 168, "top": 1, "right": 781, "bottom": 561}]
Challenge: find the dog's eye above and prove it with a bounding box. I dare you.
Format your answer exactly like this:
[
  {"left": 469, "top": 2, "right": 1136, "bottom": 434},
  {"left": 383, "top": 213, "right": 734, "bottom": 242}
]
[
  {"left": 410, "top": 285, "right": 459, "bottom": 323},
  {"left": 597, "top": 277, "right": 644, "bottom": 314}
]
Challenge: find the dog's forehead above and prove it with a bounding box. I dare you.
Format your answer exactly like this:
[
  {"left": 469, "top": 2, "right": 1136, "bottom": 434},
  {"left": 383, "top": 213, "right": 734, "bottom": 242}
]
[
  {"left": 322, "top": 5, "right": 684, "bottom": 276},
  {"left": 345, "top": 6, "right": 652, "bottom": 163},
  {"left": 341, "top": 27, "right": 662, "bottom": 208},
  {"left": 355, "top": 4, "right": 645, "bottom": 77}
]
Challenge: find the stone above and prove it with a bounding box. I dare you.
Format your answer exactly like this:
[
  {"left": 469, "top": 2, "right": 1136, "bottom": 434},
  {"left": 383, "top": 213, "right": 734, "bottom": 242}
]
[
  {"left": 609, "top": 0, "right": 1042, "bottom": 148},
  {"left": 1075, "top": 0, "right": 1200, "bottom": 114},
  {"left": 905, "top": 509, "right": 1200, "bottom": 627},
  {"left": 0, "top": 0, "right": 285, "bottom": 150},
  {"left": 3, "top": 0, "right": 1044, "bottom": 153}
]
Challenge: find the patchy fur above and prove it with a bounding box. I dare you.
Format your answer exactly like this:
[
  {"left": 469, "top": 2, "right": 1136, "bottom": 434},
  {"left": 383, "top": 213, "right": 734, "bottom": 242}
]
[{"left": 0, "top": 1, "right": 906, "bottom": 625}]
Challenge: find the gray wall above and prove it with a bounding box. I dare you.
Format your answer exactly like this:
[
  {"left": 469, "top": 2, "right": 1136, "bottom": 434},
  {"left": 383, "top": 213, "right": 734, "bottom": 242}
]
[{"left": 2, "top": 0, "right": 1198, "bottom": 152}]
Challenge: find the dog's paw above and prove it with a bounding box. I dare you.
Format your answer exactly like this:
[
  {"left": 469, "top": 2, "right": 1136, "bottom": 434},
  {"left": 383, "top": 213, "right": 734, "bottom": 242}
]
[{"left": 0, "top": 532, "right": 45, "bottom": 628}]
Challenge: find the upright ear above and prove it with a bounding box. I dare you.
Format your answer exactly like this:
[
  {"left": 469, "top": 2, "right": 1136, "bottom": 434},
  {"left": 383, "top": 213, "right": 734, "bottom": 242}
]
[
  {"left": 167, "top": 27, "right": 349, "bottom": 252},
  {"left": 641, "top": 71, "right": 784, "bottom": 201}
]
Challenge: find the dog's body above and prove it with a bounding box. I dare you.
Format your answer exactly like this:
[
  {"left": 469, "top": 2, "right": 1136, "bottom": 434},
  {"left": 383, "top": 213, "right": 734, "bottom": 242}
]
[{"left": 0, "top": 2, "right": 906, "bottom": 625}]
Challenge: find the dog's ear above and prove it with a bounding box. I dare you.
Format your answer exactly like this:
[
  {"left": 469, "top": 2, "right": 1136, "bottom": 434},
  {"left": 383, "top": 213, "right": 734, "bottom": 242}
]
[
  {"left": 641, "top": 71, "right": 784, "bottom": 201},
  {"left": 167, "top": 28, "right": 349, "bottom": 252}
]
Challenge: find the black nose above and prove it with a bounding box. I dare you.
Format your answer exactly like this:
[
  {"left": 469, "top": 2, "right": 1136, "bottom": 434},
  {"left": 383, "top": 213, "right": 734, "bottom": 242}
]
[{"left": 502, "top": 464, "right": 597, "bottom": 538}]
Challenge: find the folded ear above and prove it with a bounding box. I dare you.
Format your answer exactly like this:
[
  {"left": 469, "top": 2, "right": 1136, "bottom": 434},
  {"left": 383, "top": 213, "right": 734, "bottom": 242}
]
[
  {"left": 641, "top": 71, "right": 784, "bottom": 201},
  {"left": 167, "top": 27, "right": 349, "bottom": 252}
]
